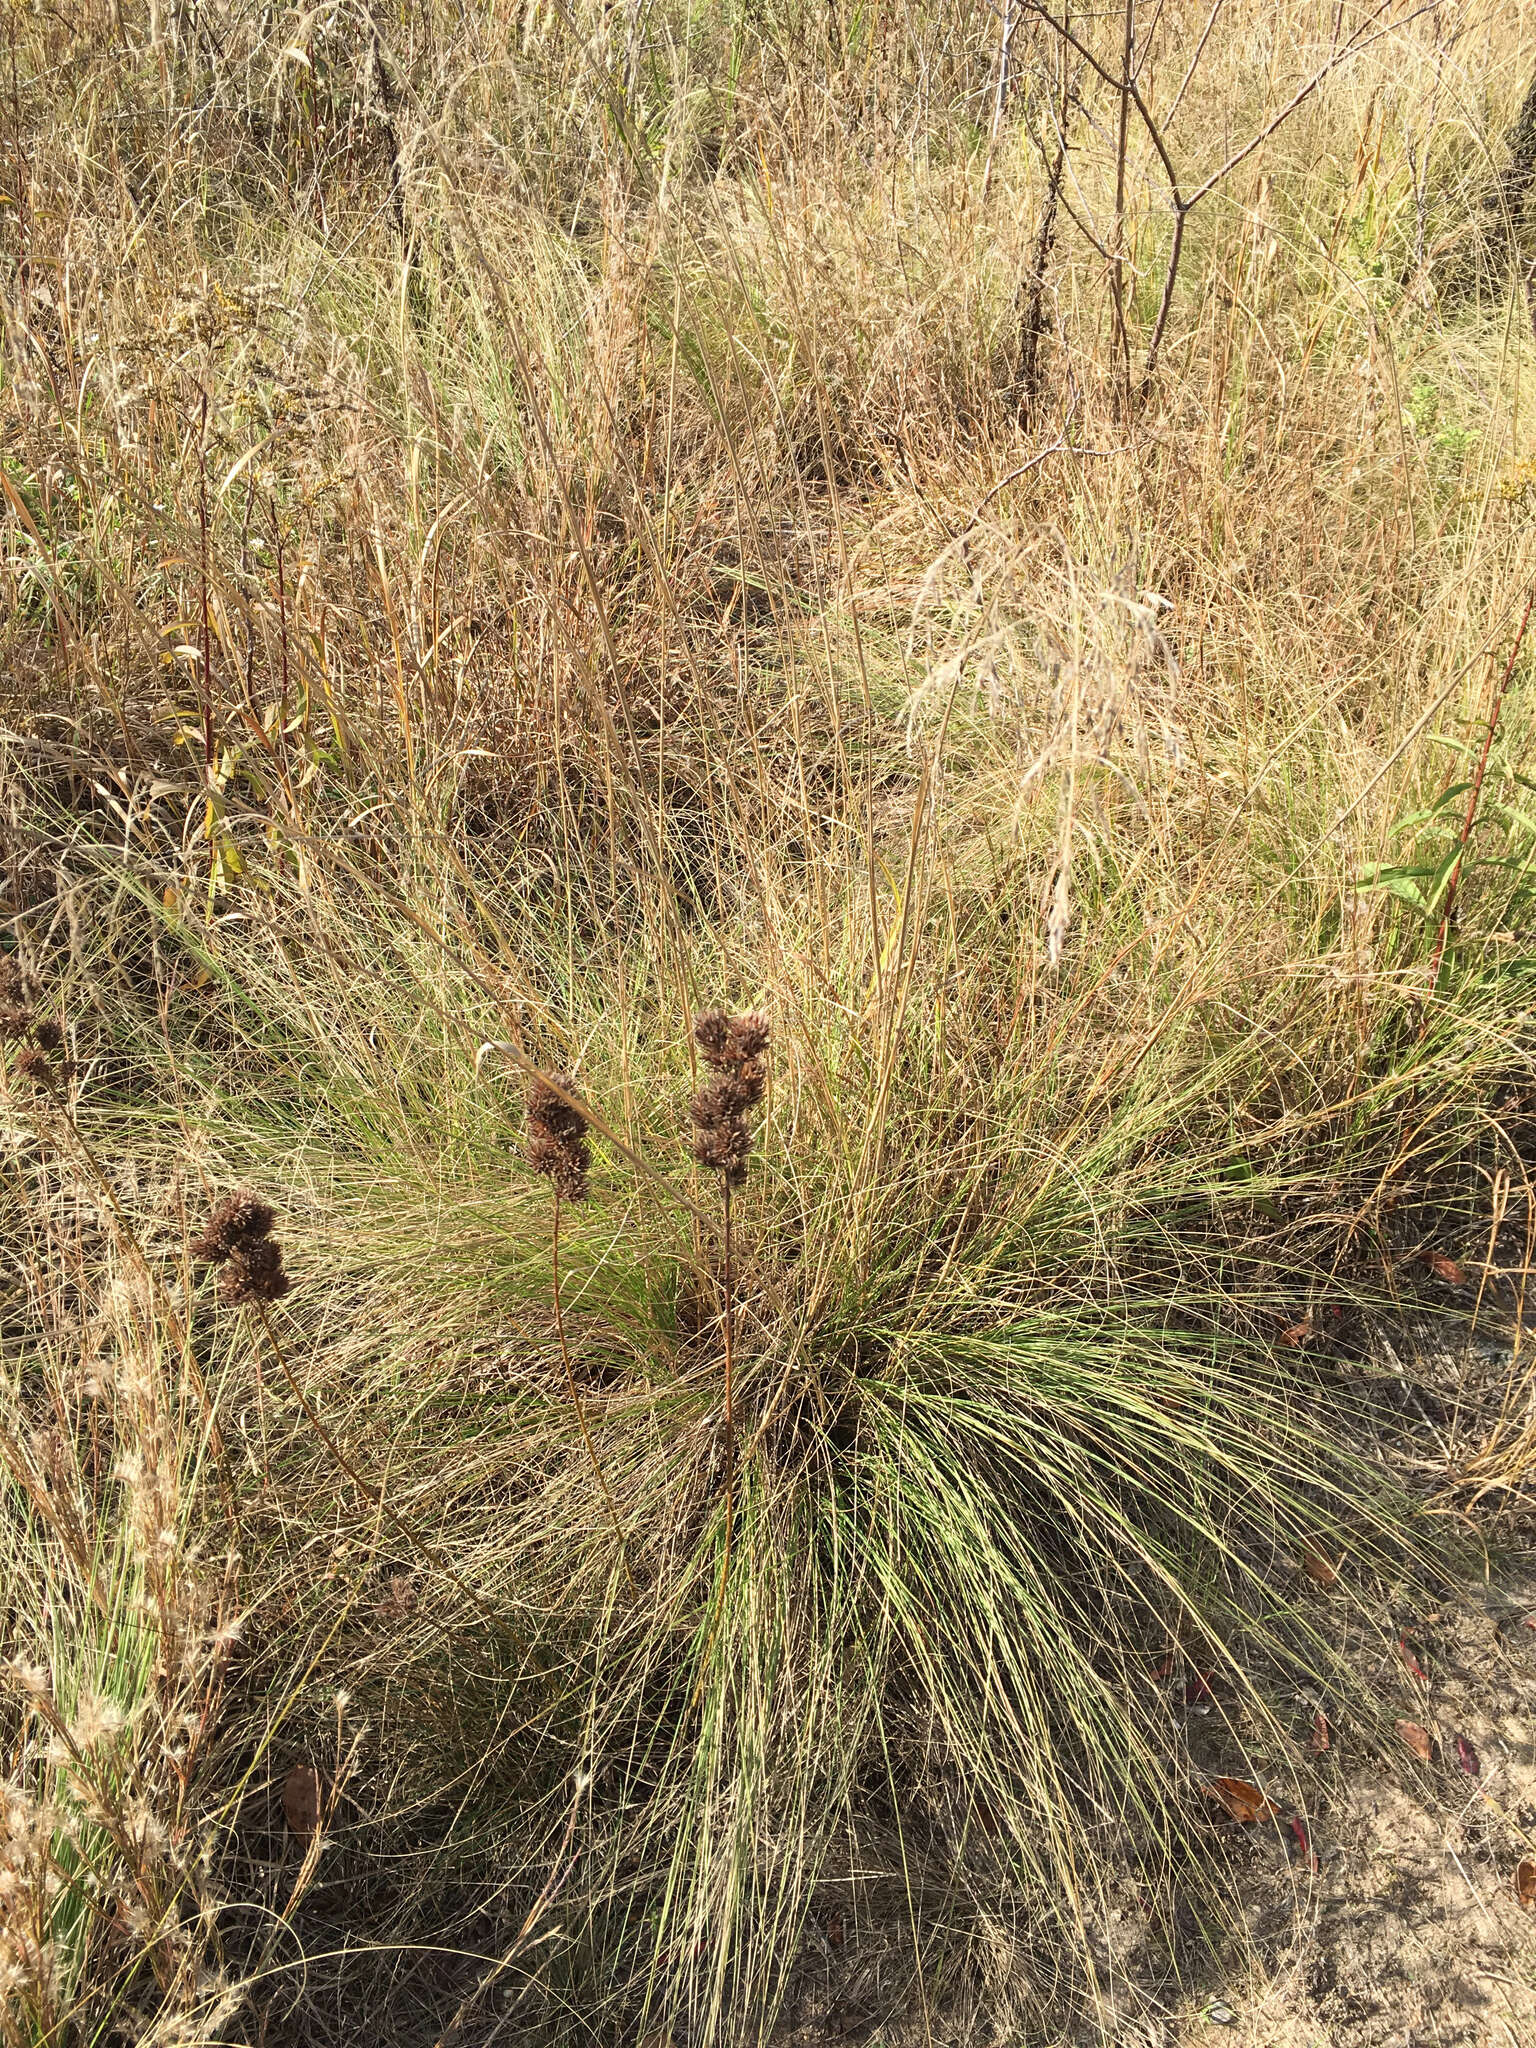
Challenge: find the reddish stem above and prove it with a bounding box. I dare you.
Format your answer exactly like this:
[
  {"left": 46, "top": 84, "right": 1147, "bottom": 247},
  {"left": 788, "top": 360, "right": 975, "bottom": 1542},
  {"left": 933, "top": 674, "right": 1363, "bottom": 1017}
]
[{"left": 1426, "top": 588, "right": 1536, "bottom": 994}]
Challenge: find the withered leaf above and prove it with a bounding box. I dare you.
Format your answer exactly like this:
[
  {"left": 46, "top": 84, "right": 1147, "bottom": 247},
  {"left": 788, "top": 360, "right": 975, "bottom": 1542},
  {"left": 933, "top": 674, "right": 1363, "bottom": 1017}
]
[
  {"left": 1455, "top": 1734, "right": 1480, "bottom": 1777},
  {"left": 971, "top": 1794, "right": 1002, "bottom": 1838},
  {"left": 1184, "top": 1670, "right": 1215, "bottom": 1710},
  {"left": 1309, "top": 1708, "right": 1331, "bottom": 1753},
  {"left": 1421, "top": 1249, "right": 1467, "bottom": 1285},
  {"left": 1396, "top": 1636, "right": 1428, "bottom": 1683},
  {"left": 1203, "top": 1776, "right": 1278, "bottom": 1824},
  {"left": 1302, "top": 1543, "right": 1340, "bottom": 1587},
  {"left": 1288, "top": 1815, "right": 1321, "bottom": 1873},
  {"left": 282, "top": 1762, "right": 322, "bottom": 1840},
  {"left": 1515, "top": 1857, "right": 1536, "bottom": 1910},
  {"left": 1396, "top": 1719, "right": 1434, "bottom": 1761},
  {"left": 1278, "top": 1315, "right": 1313, "bottom": 1348}
]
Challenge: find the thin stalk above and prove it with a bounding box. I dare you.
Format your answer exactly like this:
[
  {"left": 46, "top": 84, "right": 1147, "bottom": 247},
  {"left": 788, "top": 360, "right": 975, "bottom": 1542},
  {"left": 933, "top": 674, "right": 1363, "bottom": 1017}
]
[
  {"left": 1425, "top": 586, "right": 1535, "bottom": 994},
  {"left": 721, "top": 1178, "right": 735, "bottom": 1594},
  {"left": 197, "top": 392, "right": 214, "bottom": 779},
  {"left": 552, "top": 1187, "right": 632, "bottom": 1578},
  {"left": 1110, "top": 0, "right": 1136, "bottom": 394},
  {"left": 703, "top": 1177, "right": 736, "bottom": 1657}
]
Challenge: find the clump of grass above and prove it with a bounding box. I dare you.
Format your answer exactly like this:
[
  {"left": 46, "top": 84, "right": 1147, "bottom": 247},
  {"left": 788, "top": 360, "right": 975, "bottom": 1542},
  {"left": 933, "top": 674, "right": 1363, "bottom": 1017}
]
[{"left": 1, "top": 2, "right": 1535, "bottom": 2041}]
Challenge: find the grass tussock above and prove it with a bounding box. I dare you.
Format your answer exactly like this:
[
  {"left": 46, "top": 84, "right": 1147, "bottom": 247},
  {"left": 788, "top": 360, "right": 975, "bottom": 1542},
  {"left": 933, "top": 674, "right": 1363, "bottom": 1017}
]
[{"left": 2, "top": 1, "right": 1536, "bottom": 2042}]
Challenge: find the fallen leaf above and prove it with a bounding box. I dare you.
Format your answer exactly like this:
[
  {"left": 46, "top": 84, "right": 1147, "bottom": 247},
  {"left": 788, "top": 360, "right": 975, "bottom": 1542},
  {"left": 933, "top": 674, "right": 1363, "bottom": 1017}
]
[
  {"left": 1396, "top": 1636, "right": 1428, "bottom": 1683},
  {"left": 1524, "top": 1614, "right": 1536, "bottom": 1632},
  {"left": 1515, "top": 1857, "right": 1536, "bottom": 1910},
  {"left": 1203, "top": 1776, "right": 1278, "bottom": 1823},
  {"left": 1421, "top": 1248, "right": 1467, "bottom": 1285},
  {"left": 1151, "top": 1651, "right": 1177, "bottom": 1681},
  {"left": 282, "top": 1762, "right": 322, "bottom": 1840},
  {"left": 826, "top": 1909, "right": 844, "bottom": 1948},
  {"left": 1309, "top": 1707, "right": 1331, "bottom": 1753},
  {"left": 1288, "top": 1814, "right": 1321, "bottom": 1873},
  {"left": 1278, "top": 1315, "right": 1313, "bottom": 1348},
  {"left": 1396, "top": 1719, "right": 1434, "bottom": 1761},
  {"left": 1455, "top": 1734, "right": 1481, "bottom": 1777},
  {"left": 1302, "top": 1543, "right": 1340, "bottom": 1587},
  {"left": 1184, "top": 1670, "right": 1215, "bottom": 1710}
]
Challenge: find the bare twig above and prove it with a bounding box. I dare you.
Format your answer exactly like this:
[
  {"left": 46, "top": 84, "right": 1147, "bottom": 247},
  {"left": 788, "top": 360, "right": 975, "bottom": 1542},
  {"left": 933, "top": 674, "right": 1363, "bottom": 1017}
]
[
  {"left": 1110, "top": 1, "right": 1137, "bottom": 392},
  {"left": 982, "top": 0, "right": 1019, "bottom": 203},
  {"left": 1023, "top": 0, "right": 1439, "bottom": 386}
]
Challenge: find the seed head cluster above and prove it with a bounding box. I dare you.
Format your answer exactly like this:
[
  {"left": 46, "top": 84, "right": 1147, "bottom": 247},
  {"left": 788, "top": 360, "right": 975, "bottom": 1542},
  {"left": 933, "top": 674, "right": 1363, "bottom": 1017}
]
[
  {"left": 190, "top": 1192, "right": 291, "bottom": 1306},
  {"left": 690, "top": 1010, "right": 769, "bottom": 1188},
  {"left": 526, "top": 1074, "right": 591, "bottom": 1203},
  {"left": 0, "top": 959, "right": 74, "bottom": 1086}
]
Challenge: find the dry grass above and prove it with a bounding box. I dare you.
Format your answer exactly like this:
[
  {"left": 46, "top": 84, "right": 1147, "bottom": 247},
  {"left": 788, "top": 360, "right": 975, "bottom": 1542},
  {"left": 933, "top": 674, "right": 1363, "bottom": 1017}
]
[{"left": 2, "top": 3, "right": 1536, "bottom": 2043}]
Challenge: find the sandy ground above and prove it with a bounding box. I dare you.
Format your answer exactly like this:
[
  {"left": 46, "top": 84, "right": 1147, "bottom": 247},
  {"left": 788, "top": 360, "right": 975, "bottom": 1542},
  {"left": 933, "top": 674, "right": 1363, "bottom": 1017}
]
[{"left": 1170, "top": 1579, "right": 1536, "bottom": 2048}]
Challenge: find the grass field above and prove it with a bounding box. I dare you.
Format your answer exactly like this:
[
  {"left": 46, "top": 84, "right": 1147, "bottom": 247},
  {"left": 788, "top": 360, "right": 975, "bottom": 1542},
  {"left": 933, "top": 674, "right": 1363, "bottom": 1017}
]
[{"left": 2, "top": 2, "right": 1536, "bottom": 2042}]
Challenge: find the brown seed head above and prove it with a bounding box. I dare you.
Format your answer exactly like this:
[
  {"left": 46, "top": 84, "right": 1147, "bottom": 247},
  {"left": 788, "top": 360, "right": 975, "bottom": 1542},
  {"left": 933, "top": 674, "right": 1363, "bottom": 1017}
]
[
  {"left": 527, "top": 1072, "right": 590, "bottom": 1203},
  {"left": 191, "top": 1193, "right": 277, "bottom": 1263},
  {"left": 694, "top": 1009, "right": 770, "bottom": 1073},
  {"left": 723, "top": 1012, "right": 770, "bottom": 1065},
  {"left": 689, "top": 1011, "right": 769, "bottom": 1187},
  {"left": 691, "top": 1118, "right": 752, "bottom": 1182},
  {"left": 690, "top": 1072, "right": 762, "bottom": 1127},
  {"left": 693, "top": 1010, "right": 734, "bottom": 1070},
  {"left": 0, "top": 1005, "right": 31, "bottom": 1043},
  {"left": 0, "top": 958, "right": 33, "bottom": 1006},
  {"left": 218, "top": 1236, "right": 291, "bottom": 1306},
  {"left": 32, "top": 1020, "right": 64, "bottom": 1054},
  {"left": 14, "top": 1046, "right": 51, "bottom": 1086}
]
